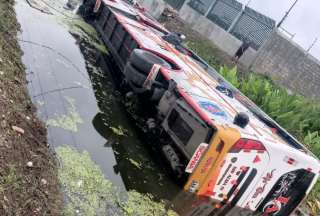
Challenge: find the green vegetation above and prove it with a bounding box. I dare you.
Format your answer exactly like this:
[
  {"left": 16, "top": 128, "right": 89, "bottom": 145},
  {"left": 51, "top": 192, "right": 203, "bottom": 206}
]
[
  {"left": 47, "top": 97, "right": 84, "bottom": 132},
  {"left": 57, "top": 146, "right": 178, "bottom": 216},
  {"left": 67, "top": 19, "right": 108, "bottom": 54},
  {"left": 218, "top": 66, "right": 320, "bottom": 158},
  {"left": 188, "top": 40, "right": 320, "bottom": 213},
  {"left": 186, "top": 41, "right": 222, "bottom": 69},
  {"left": 0, "top": 166, "right": 21, "bottom": 192}
]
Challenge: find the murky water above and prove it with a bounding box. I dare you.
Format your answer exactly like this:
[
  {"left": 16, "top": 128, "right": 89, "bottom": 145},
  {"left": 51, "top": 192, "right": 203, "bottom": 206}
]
[{"left": 15, "top": 0, "right": 179, "bottom": 201}]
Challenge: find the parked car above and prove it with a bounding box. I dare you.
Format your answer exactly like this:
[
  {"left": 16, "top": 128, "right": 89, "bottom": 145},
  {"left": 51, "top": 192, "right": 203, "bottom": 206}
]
[{"left": 80, "top": 1, "right": 320, "bottom": 215}]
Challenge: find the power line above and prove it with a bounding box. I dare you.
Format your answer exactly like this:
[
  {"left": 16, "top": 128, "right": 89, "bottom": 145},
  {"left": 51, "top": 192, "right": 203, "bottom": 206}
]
[{"left": 277, "top": 0, "right": 299, "bottom": 28}]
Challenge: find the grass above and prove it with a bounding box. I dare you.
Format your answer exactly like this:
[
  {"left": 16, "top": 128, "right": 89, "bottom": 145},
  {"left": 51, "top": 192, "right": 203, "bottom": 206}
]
[
  {"left": 0, "top": 165, "right": 21, "bottom": 192},
  {"left": 187, "top": 39, "right": 320, "bottom": 214}
]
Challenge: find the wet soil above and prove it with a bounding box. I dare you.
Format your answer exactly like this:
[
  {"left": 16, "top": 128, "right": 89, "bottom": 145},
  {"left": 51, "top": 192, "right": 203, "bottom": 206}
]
[{"left": 0, "top": 0, "right": 62, "bottom": 215}]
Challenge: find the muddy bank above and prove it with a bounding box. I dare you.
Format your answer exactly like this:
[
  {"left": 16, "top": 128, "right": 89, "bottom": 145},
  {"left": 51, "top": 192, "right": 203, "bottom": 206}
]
[{"left": 0, "top": 0, "right": 62, "bottom": 215}]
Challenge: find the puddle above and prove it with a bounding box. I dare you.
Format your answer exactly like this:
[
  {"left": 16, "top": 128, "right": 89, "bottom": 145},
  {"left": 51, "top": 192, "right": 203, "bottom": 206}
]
[{"left": 15, "top": 0, "right": 179, "bottom": 207}]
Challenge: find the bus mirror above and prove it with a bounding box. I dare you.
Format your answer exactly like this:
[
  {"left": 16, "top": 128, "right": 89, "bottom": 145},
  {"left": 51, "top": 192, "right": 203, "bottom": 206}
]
[{"left": 234, "top": 112, "right": 249, "bottom": 128}]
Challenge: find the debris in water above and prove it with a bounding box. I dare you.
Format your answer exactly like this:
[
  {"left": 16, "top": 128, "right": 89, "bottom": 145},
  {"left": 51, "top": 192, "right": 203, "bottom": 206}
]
[
  {"left": 128, "top": 158, "right": 142, "bottom": 169},
  {"left": 26, "top": 0, "right": 53, "bottom": 15},
  {"left": 110, "top": 126, "right": 126, "bottom": 136}
]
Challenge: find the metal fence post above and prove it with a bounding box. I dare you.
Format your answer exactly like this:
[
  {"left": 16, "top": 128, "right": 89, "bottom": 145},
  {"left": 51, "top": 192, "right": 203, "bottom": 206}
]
[
  {"left": 204, "top": 0, "right": 217, "bottom": 17},
  {"left": 180, "top": 0, "right": 189, "bottom": 11},
  {"left": 227, "top": 6, "right": 243, "bottom": 33}
]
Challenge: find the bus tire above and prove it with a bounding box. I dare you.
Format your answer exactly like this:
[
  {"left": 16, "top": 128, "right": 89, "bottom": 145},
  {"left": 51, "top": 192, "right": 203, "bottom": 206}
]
[
  {"left": 129, "top": 49, "right": 171, "bottom": 75},
  {"left": 124, "top": 63, "right": 147, "bottom": 86}
]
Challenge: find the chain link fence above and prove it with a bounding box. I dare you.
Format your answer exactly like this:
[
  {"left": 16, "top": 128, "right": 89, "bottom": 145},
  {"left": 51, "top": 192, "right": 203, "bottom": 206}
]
[
  {"left": 164, "top": 0, "right": 186, "bottom": 10},
  {"left": 206, "top": 0, "right": 242, "bottom": 30},
  {"left": 230, "top": 7, "right": 275, "bottom": 50},
  {"left": 188, "top": 0, "right": 213, "bottom": 14},
  {"left": 185, "top": 0, "right": 276, "bottom": 50}
]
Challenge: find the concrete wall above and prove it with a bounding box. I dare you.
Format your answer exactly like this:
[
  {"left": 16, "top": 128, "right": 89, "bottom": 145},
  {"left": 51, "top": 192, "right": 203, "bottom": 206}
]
[
  {"left": 138, "top": 0, "right": 256, "bottom": 65},
  {"left": 179, "top": 3, "right": 242, "bottom": 57},
  {"left": 239, "top": 47, "right": 257, "bottom": 66},
  {"left": 137, "top": 0, "right": 166, "bottom": 19},
  {"left": 251, "top": 30, "right": 320, "bottom": 99}
]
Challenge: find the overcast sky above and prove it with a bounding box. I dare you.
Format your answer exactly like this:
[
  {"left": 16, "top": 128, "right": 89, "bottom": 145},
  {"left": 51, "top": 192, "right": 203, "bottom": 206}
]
[{"left": 237, "top": 0, "right": 320, "bottom": 60}]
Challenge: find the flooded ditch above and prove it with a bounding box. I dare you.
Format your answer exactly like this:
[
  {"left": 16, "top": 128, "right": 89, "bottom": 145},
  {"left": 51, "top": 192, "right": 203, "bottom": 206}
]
[
  {"left": 15, "top": 0, "right": 184, "bottom": 214},
  {"left": 11, "top": 1, "right": 313, "bottom": 215}
]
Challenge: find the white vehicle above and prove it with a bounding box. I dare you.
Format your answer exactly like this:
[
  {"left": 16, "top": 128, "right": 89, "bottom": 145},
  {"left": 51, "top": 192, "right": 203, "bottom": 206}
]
[{"left": 80, "top": 0, "right": 320, "bottom": 215}]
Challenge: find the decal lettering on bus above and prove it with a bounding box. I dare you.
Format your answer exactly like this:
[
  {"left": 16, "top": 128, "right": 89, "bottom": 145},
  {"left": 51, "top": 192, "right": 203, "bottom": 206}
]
[
  {"left": 262, "top": 172, "right": 296, "bottom": 214},
  {"left": 223, "top": 175, "right": 232, "bottom": 186},
  {"left": 252, "top": 169, "right": 275, "bottom": 199},
  {"left": 186, "top": 143, "right": 208, "bottom": 173}
]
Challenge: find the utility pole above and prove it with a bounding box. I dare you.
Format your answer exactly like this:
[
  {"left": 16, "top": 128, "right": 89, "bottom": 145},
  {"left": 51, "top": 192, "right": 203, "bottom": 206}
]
[
  {"left": 277, "top": 0, "right": 299, "bottom": 28},
  {"left": 306, "top": 37, "right": 318, "bottom": 53}
]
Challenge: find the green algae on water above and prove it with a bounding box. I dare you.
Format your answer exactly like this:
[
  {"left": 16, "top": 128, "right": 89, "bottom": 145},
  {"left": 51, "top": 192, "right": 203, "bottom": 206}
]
[
  {"left": 57, "top": 146, "right": 178, "bottom": 216},
  {"left": 47, "top": 97, "right": 83, "bottom": 132}
]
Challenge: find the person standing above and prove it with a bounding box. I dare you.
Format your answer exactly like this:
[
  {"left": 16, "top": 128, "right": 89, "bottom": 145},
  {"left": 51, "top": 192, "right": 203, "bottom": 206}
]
[{"left": 233, "top": 39, "right": 251, "bottom": 63}]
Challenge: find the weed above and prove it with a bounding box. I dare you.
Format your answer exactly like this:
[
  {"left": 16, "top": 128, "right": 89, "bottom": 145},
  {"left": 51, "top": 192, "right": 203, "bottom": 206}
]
[{"left": 0, "top": 165, "right": 20, "bottom": 191}]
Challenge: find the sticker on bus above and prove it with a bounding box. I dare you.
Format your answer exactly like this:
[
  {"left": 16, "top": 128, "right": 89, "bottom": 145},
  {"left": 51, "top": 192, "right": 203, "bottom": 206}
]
[{"left": 186, "top": 143, "right": 208, "bottom": 173}]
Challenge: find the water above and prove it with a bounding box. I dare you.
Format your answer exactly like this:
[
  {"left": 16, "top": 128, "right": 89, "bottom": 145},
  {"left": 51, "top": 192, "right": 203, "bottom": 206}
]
[{"left": 15, "top": 0, "right": 179, "bottom": 201}]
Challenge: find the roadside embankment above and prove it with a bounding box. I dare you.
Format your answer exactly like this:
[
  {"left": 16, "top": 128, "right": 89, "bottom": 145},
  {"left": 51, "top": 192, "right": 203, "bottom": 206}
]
[{"left": 0, "top": 0, "right": 62, "bottom": 214}]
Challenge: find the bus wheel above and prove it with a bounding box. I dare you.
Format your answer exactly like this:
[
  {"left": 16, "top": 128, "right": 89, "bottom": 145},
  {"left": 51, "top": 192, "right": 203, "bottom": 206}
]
[{"left": 129, "top": 49, "right": 171, "bottom": 75}]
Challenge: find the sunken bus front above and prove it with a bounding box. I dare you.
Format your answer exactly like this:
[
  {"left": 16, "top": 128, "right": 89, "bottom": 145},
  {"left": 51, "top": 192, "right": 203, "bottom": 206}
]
[{"left": 80, "top": 0, "right": 320, "bottom": 215}]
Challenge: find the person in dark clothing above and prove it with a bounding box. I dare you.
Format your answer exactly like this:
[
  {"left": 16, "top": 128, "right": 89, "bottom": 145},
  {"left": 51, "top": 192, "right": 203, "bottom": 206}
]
[{"left": 233, "top": 39, "right": 251, "bottom": 63}]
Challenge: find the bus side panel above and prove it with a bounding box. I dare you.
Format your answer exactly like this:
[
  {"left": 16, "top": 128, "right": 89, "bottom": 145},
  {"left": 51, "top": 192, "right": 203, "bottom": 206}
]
[{"left": 95, "top": 4, "right": 139, "bottom": 71}]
